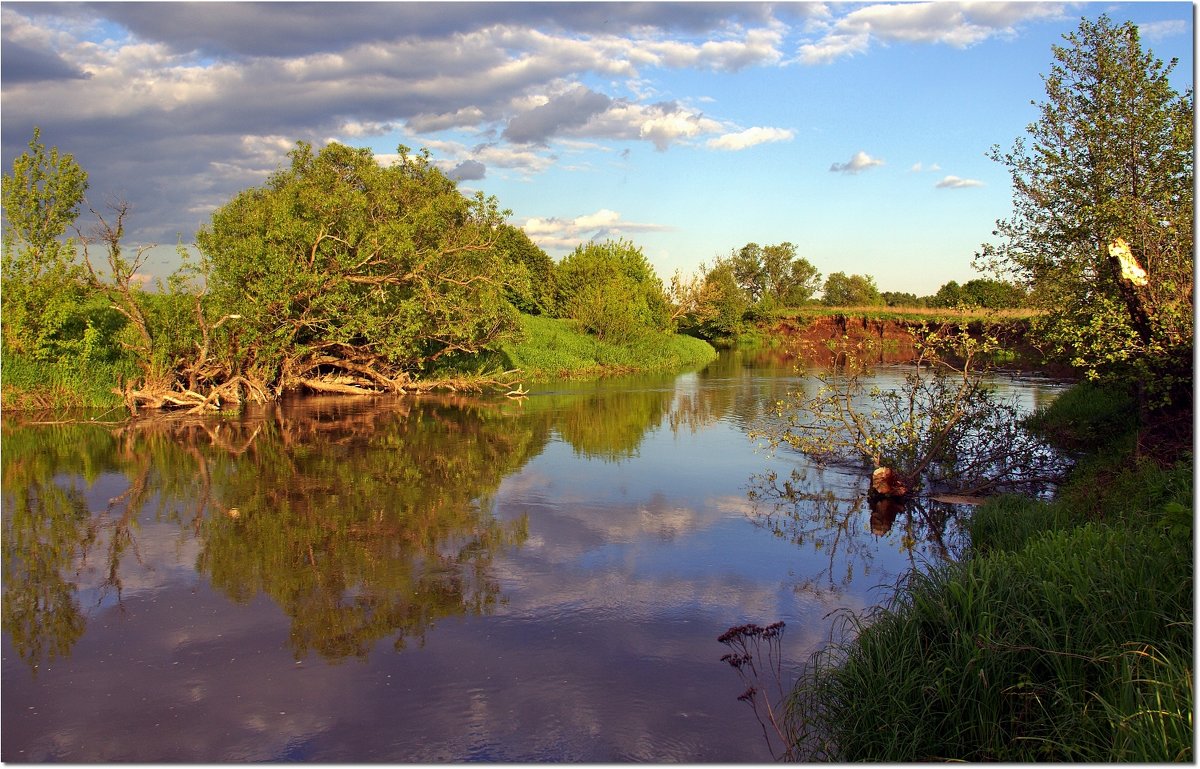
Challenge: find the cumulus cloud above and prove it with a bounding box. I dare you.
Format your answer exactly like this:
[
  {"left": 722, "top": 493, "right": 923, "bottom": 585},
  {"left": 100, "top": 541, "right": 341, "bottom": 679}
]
[
  {"left": 562, "top": 99, "right": 724, "bottom": 151},
  {"left": 637, "top": 25, "right": 786, "bottom": 71},
  {"left": 830, "top": 150, "right": 884, "bottom": 174},
  {"left": 1137, "top": 19, "right": 1188, "bottom": 42},
  {"left": 503, "top": 85, "right": 614, "bottom": 145},
  {"left": 935, "top": 175, "right": 985, "bottom": 189},
  {"left": 446, "top": 159, "right": 487, "bottom": 182},
  {"left": 706, "top": 126, "right": 794, "bottom": 151},
  {"left": 0, "top": 35, "right": 90, "bottom": 83},
  {"left": 0, "top": 3, "right": 800, "bottom": 247},
  {"left": 799, "top": 2, "right": 1068, "bottom": 65},
  {"left": 406, "top": 107, "right": 488, "bottom": 134},
  {"left": 522, "top": 209, "right": 672, "bottom": 251}
]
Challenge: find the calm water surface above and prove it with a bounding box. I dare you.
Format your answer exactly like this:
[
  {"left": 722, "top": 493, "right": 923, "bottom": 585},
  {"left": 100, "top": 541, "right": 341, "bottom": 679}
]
[{"left": 1, "top": 350, "right": 1065, "bottom": 762}]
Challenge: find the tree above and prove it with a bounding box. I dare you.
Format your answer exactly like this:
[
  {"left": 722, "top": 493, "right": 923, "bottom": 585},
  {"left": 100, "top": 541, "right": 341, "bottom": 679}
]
[
  {"left": 962, "top": 278, "right": 1026, "bottom": 309},
  {"left": 1, "top": 127, "right": 91, "bottom": 359},
  {"left": 881, "top": 291, "right": 924, "bottom": 308},
  {"left": 196, "top": 141, "right": 521, "bottom": 401},
  {"left": 731, "top": 243, "right": 768, "bottom": 303},
  {"left": 928, "top": 280, "right": 967, "bottom": 309},
  {"left": 821, "top": 272, "right": 883, "bottom": 307},
  {"left": 553, "top": 238, "right": 671, "bottom": 343},
  {"left": 976, "top": 15, "right": 1193, "bottom": 400},
  {"left": 671, "top": 256, "right": 749, "bottom": 341},
  {"left": 495, "top": 224, "right": 556, "bottom": 315},
  {"left": 730, "top": 242, "right": 821, "bottom": 307}
]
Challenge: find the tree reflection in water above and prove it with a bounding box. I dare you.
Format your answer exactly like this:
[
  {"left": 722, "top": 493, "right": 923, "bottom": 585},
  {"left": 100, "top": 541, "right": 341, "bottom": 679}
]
[
  {"left": 746, "top": 467, "right": 970, "bottom": 596},
  {"left": 1, "top": 395, "right": 544, "bottom": 669}
]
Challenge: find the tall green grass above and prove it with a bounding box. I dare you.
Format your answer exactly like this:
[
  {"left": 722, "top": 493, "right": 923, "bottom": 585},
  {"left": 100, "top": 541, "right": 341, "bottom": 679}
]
[
  {"left": 791, "top": 517, "right": 1192, "bottom": 761},
  {"left": 496, "top": 314, "right": 716, "bottom": 380},
  {"left": 1, "top": 349, "right": 133, "bottom": 410},
  {"left": 787, "top": 379, "right": 1194, "bottom": 762}
]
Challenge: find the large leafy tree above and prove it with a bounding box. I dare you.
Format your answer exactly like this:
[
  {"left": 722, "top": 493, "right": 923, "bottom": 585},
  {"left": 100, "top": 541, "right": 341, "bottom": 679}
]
[
  {"left": 495, "top": 223, "right": 556, "bottom": 315},
  {"left": 977, "top": 15, "right": 1193, "bottom": 397},
  {"left": 928, "top": 278, "right": 1026, "bottom": 309},
  {"left": 197, "top": 142, "right": 521, "bottom": 396}
]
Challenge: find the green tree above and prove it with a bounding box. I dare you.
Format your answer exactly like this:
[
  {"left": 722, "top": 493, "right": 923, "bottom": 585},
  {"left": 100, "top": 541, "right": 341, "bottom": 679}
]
[
  {"left": 976, "top": 15, "right": 1193, "bottom": 396},
  {"left": 196, "top": 141, "right": 520, "bottom": 398},
  {"left": 822, "top": 272, "right": 883, "bottom": 307},
  {"left": 553, "top": 239, "right": 671, "bottom": 343},
  {"left": 731, "top": 242, "right": 821, "bottom": 307},
  {"left": 881, "top": 291, "right": 924, "bottom": 308},
  {"left": 962, "top": 278, "right": 1026, "bottom": 309},
  {"left": 671, "top": 256, "right": 749, "bottom": 341},
  {"left": 929, "top": 280, "right": 966, "bottom": 309},
  {"left": 495, "top": 224, "right": 556, "bottom": 315},
  {"left": 1, "top": 128, "right": 91, "bottom": 360},
  {"left": 731, "top": 243, "right": 768, "bottom": 303}
]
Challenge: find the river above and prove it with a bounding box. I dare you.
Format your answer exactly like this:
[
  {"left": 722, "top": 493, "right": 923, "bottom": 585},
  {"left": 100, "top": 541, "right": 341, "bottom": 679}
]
[{"left": 1, "top": 349, "right": 1065, "bottom": 761}]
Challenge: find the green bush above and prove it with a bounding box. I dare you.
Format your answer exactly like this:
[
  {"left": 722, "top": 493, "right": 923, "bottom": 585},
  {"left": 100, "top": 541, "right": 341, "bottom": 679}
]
[{"left": 553, "top": 239, "right": 672, "bottom": 343}]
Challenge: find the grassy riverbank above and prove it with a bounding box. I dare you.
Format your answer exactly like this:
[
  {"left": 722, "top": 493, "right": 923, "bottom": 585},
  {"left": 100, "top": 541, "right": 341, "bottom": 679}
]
[
  {"left": 788, "top": 380, "right": 1193, "bottom": 761},
  {"left": 495, "top": 314, "right": 716, "bottom": 381},
  {"left": 0, "top": 314, "right": 718, "bottom": 411}
]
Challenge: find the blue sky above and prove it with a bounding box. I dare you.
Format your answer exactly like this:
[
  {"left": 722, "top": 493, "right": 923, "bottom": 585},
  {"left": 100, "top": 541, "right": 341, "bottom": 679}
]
[{"left": 1, "top": 2, "right": 1193, "bottom": 295}]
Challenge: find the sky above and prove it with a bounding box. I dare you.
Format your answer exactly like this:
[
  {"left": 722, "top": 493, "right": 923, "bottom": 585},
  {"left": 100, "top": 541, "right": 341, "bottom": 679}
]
[{"left": 1, "top": 1, "right": 1193, "bottom": 296}]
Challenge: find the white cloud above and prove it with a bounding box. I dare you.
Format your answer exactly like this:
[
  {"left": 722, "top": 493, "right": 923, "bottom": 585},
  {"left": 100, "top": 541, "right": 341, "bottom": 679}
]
[
  {"left": 1137, "top": 19, "right": 1187, "bottom": 42},
  {"left": 798, "top": 2, "right": 1068, "bottom": 65},
  {"left": 935, "top": 175, "right": 985, "bottom": 189},
  {"left": 909, "top": 161, "right": 942, "bottom": 172},
  {"left": 798, "top": 30, "right": 870, "bottom": 65},
  {"left": 706, "top": 126, "right": 794, "bottom": 151},
  {"left": 583, "top": 100, "right": 724, "bottom": 150},
  {"left": 405, "top": 107, "right": 487, "bottom": 133},
  {"left": 522, "top": 209, "right": 672, "bottom": 250},
  {"left": 830, "top": 150, "right": 884, "bottom": 174},
  {"left": 638, "top": 25, "right": 785, "bottom": 71}
]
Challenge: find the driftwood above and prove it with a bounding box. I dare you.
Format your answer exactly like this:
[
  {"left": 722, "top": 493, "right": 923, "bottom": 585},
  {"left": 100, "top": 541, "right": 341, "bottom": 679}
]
[{"left": 117, "top": 348, "right": 523, "bottom": 415}]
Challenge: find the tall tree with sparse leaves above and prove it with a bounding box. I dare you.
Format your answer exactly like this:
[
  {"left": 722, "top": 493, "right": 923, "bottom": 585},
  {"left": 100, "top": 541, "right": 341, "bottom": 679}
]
[
  {"left": 1, "top": 128, "right": 91, "bottom": 360},
  {"left": 977, "top": 15, "right": 1193, "bottom": 404}
]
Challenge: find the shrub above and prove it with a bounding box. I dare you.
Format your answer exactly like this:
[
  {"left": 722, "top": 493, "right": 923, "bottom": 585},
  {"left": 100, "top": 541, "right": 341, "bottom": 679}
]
[{"left": 553, "top": 239, "right": 671, "bottom": 342}]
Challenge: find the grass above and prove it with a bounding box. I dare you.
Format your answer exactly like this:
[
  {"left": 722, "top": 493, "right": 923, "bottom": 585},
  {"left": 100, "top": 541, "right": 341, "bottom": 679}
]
[
  {"left": 495, "top": 313, "right": 717, "bottom": 381},
  {"left": 787, "top": 379, "right": 1194, "bottom": 762},
  {"left": 1, "top": 350, "right": 132, "bottom": 410}
]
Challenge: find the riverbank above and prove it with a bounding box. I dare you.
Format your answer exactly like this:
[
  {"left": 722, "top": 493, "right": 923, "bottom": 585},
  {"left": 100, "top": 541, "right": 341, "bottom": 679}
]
[
  {"left": 787, "top": 379, "right": 1194, "bottom": 761},
  {"left": 739, "top": 306, "right": 1061, "bottom": 372},
  {"left": 0, "top": 313, "right": 718, "bottom": 412},
  {"left": 495, "top": 313, "right": 717, "bottom": 381}
]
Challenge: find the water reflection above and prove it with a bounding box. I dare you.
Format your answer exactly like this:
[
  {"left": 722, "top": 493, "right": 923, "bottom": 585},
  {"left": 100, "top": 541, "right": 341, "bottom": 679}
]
[
  {"left": 746, "top": 467, "right": 969, "bottom": 596},
  {"left": 3, "top": 396, "right": 546, "bottom": 669},
  {"left": 1, "top": 353, "right": 1063, "bottom": 761}
]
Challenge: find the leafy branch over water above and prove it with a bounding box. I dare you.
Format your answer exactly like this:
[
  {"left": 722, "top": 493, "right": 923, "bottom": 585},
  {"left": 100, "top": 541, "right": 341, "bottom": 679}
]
[{"left": 754, "top": 322, "right": 1067, "bottom": 500}]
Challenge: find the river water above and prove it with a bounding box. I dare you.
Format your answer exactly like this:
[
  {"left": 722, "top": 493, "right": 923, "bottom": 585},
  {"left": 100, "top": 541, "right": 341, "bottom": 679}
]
[{"left": 1, "top": 349, "right": 1065, "bottom": 762}]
